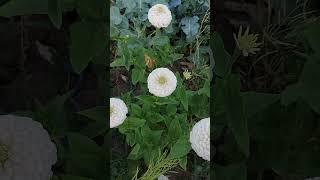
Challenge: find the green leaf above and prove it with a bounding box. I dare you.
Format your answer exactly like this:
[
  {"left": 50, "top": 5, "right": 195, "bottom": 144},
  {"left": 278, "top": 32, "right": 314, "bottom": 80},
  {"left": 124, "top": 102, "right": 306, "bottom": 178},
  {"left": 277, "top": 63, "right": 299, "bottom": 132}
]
[
  {"left": 281, "top": 83, "right": 302, "bottom": 105},
  {"left": 143, "top": 147, "right": 161, "bottom": 165},
  {"left": 189, "top": 93, "right": 209, "bottom": 118},
  {"left": 152, "top": 35, "right": 170, "bottom": 46},
  {"left": 224, "top": 74, "right": 249, "bottom": 157},
  {"left": 211, "top": 32, "right": 232, "bottom": 77},
  {"left": 282, "top": 58, "right": 320, "bottom": 112},
  {"left": 77, "top": 106, "right": 106, "bottom": 123},
  {"left": 66, "top": 133, "right": 104, "bottom": 177},
  {"left": 146, "top": 113, "right": 165, "bottom": 124},
  {"left": 0, "top": 0, "right": 48, "bottom": 17},
  {"left": 130, "top": 104, "right": 142, "bottom": 117},
  {"left": 48, "top": 0, "right": 62, "bottom": 29},
  {"left": 110, "top": 6, "right": 122, "bottom": 25},
  {"left": 180, "top": 16, "right": 199, "bottom": 40},
  {"left": 304, "top": 23, "right": 320, "bottom": 54},
  {"left": 176, "top": 84, "right": 188, "bottom": 111},
  {"left": 299, "top": 58, "right": 320, "bottom": 113},
  {"left": 168, "top": 117, "right": 182, "bottom": 143},
  {"left": 122, "top": 0, "right": 136, "bottom": 12},
  {"left": 131, "top": 68, "right": 145, "bottom": 85},
  {"left": 141, "top": 125, "right": 163, "bottom": 146},
  {"left": 214, "top": 163, "right": 247, "bottom": 180},
  {"left": 76, "top": 0, "right": 106, "bottom": 20},
  {"left": 198, "top": 79, "right": 210, "bottom": 97},
  {"left": 128, "top": 144, "right": 142, "bottom": 160},
  {"left": 136, "top": 95, "right": 156, "bottom": 105},
  {"left": 33, "top": 92, "right": 71, "bottom": 137},
  {"left": 70, "top": 22, "right": 106, "bottom": 73},
  {"left": 110, "top": 58, "right": 126, "bottom": 67},
  {"left": 166, "top": 104, "right": 177, "bottom": 115},
  {"left": 170, "top": 53, "right": 184, "bottom": 63},
  {"left": 119, "top": 117, "right": 146, "bottom": 133},
  {"left": 68, "top": 133, "right": 101, "bottom": 154},
  {"left": 154, "top": 97, "right": 179, "bottom": 105},
  {"left": 242, "top": 92, "right": 280, "bottom": 118},
  {"left": 168, "top": 137, "right": 191, "bottom": 159},
  {"left": 80, "top": 122, "right": 107, "bottom": 138},
  {"left": 179, "top": 156, "right": 188, "bottom": 170}
]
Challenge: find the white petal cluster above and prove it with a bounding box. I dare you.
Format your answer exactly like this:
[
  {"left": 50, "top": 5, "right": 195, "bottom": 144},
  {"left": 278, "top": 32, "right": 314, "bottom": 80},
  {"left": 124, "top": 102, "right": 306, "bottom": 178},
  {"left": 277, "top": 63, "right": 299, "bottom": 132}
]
[
  {"left": 189, "top": 117, "right": 210, "bottom": 161},
  {"left": 0, "top": 115, "right": 57, "bottom": 180},
  {"left": 158, "top": 174, "right": 169, "bottom": 180},
  {"left": 148, "top": 4, "right": 172, "bottom": 28},
  {"left": 110, "top": 98, "right": 128, "bottom": 128},
  {"left": 147, "top": 68, "right": 177, "bottom": 97}
]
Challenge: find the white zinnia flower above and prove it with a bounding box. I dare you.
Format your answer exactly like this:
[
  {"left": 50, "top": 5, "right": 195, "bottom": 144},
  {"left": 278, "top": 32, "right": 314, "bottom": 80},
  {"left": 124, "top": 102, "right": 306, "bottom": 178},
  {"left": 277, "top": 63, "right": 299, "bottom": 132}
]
[
  {"left": 148, "top": 4, "right": 172, "bottom": 28},
  {"left": 110, "top": 98, "right": 128, "bottom": 128},
  {"left": 158, "top": 174, "right": 169, "bottom": 180},
  {"left": 0, "top": 115, "right": 57, "bottom": 180},
  {"left": 190, "top": 117, "right": 210, "bottom": 161},
  {"left": 147, "top": 68, "right": 177, "bottom": 97}
]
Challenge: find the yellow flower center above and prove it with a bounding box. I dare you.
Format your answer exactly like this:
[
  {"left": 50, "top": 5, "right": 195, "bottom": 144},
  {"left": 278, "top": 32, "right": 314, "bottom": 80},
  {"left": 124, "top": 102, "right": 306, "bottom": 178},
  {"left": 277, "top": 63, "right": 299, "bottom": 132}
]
[
  {"left": 157, "top": 6, "right": 165, "bottom": 14},
  {"left": 0, "top": 142, "right": 9, "bottom": 168},
  {"left": 158, "top": 76, "right": 167, "bottom": 85},
  {"left": 183, "top": 70, "right": 192, "bottom": 80}
]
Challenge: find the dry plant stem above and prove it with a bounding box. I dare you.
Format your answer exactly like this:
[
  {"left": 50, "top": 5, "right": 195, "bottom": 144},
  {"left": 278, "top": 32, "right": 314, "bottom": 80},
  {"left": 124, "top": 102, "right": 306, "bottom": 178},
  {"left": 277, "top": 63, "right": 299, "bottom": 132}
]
[{"left": 132, "top": 152, "right": 179, "bottom": 180}]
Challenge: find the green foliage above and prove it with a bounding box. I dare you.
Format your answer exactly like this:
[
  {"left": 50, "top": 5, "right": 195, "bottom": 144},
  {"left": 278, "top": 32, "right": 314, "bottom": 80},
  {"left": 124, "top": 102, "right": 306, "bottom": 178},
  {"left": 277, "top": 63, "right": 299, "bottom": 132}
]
[
  {"left": 110, "top": 1, "right": 210, "bottom": 177},
  {"left": 180, "top": 16, "right": 200, "bottom": 41},
  {"left": 214, "top": 163, "right": 247, "bottom": 180},
  {"left": 0, "top": 0, "right": 210, "bottom": 179},
  {"left": 70, "top": 21, "right": 106, "bottom": 73},
  {"left": 212, "top": 2, "right": 320, "bottom": 179},
  {"left": 0, "top": 0, "right": 106, "bottom": 73},
  {"left": 48, "top": 0, "right": 62, "bottom": 28},
  {"left": 0, "top": 0, "right": 48, "bottom": 17},
  {"left": 65, "top": 133, "right": 105, "bottom": 177}
]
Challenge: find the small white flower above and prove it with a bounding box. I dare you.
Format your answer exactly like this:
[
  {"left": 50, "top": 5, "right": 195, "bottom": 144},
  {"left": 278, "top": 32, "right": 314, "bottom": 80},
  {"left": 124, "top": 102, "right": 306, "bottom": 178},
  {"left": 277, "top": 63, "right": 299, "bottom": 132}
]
[
  {"left": 148, "top": 4, "right": 172, "bottom": 28},
  {"left": 183, "top": 69, "right": 192, "bottom": 80},
  {"left": 190, "top": 117, "right": 210, "bottom": 161},
  {"left": 110, "top": 98, "right": 128, "bottom": 128},
  {"left": 158, "top": 174, "right": 169, "bottom": 180},
  {"left": 147, "top": 68, "right": 177, "bottom": 97},
  {"left": 0, "top": 115, "right": 57, "bottom": 180}
]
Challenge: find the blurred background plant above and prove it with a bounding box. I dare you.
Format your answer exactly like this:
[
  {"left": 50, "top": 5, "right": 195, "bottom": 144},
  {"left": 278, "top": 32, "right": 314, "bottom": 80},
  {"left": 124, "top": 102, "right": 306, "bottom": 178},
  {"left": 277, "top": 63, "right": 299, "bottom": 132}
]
[{"left": 213, "top": 0, "right": 320, "bottom": 180}]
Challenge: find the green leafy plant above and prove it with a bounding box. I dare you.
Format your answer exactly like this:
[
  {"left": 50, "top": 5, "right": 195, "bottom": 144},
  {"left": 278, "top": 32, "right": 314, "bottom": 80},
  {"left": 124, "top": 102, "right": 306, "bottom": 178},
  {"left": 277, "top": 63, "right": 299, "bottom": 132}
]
[
  {"left": 212, "top": 1, "right": 320, "bottom": 179},
  {"left": 110, "top": 0, "right": 210, "bottom": 179}
]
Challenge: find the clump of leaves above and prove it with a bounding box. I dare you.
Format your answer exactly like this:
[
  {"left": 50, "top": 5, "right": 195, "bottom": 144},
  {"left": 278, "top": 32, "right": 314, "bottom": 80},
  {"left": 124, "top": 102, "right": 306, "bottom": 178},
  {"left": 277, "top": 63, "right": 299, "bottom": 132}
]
[{"left": 212, "top": 1, "right": 320, "bottom": 179}]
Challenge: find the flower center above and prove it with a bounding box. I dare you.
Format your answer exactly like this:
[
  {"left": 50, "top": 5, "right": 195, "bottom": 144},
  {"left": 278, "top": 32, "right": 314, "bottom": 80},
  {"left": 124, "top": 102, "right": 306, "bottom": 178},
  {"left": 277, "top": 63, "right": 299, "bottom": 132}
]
[
  {"left": 157, "top": 6, "right": 165, "bottom": 14},
  {"left": 0, "top": 142, "right": 9, "bottom": 168},
  {"left": 158, "top": 76, "right": 167, "bottom": 85}
]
